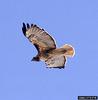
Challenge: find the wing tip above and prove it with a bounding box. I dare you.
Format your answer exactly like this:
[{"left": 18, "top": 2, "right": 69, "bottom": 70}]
[
  {"left": 22, "top": 22, "right": 26, "bottom": 36},
  {"left": 27, "top": 23, "right": 30, "bottom": 28},
  {"left": 22, "top": 22, "right": 33, "bottom": 36}
]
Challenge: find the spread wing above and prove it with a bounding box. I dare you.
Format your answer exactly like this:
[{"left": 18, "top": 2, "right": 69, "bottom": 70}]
[
  {"left": 45, "top": 55, "right": 66, "bottom": 68},
  {"left": 22, "top": 23, "right": 56, "bottom": 53}
]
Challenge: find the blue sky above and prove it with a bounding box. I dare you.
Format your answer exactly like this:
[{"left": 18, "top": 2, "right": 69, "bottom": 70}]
[{"left": 0, "top": 0, "right": 98, "bottom": 100}]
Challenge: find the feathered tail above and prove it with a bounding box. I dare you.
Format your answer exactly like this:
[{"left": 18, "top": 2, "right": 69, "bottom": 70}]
[{"left": 62, "top": 44, "right": 75, "bottom": 57}]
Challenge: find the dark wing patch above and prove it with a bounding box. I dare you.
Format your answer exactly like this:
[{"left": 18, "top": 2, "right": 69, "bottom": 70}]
[{"left": 33, "top": 44, "right": 40, "bottom": 53}]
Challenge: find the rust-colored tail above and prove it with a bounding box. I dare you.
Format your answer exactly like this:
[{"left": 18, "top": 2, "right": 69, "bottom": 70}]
[{"left": 62, "top": 44, "right": 75, "bottom": 57}]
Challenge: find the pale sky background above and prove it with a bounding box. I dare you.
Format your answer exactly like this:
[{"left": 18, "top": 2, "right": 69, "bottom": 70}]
[{"left": 0, "top": 0, "right": 98, "bottom": 100}]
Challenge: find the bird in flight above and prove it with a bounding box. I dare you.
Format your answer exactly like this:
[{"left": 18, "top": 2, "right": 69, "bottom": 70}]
[{"left": 22, "top": 23, "right": 75, "bottom": 69}]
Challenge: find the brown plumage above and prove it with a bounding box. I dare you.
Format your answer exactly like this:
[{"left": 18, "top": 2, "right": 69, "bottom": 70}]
[{"left": 22, "top": 23, "right": 75, "bottom": 68}]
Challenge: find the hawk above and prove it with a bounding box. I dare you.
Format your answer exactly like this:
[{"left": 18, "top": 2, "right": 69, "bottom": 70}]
[{"left": 22, "top": 23, "right": 75, "bottom": 69}]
